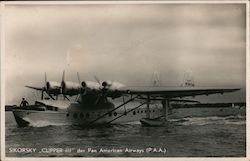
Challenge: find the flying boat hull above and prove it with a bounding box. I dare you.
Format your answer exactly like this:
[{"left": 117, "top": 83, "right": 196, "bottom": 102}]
[{"left": 12, "top": 100, "right": 163, "bottom": 127}]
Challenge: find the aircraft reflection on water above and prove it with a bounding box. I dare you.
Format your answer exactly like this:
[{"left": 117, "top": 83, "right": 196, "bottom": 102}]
[{"left": 7, "top": 71, "right": 242, "bottom": 127}]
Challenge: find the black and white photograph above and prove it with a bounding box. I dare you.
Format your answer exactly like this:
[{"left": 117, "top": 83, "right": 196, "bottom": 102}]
[{"left": 2, "top": 1, "right": 248, "bottom": 159}]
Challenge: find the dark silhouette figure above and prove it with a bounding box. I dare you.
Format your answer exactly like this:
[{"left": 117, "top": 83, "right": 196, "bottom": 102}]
[{"left": 20, "top": 98, "right": 29, "bottom": 107}]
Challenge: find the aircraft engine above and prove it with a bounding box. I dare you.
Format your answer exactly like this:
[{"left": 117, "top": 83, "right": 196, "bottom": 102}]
[
  {"left": 61, "top": 81, "right": 82, "bottom": 96},
  {"left": 102, "top": 81, "right": 125, "bottom": 90},
  {"left": 81, "top": 81, "right": 101, "bottom": 91},
  {"left": 46, "top": 81, "right": 61, "bottom": 95},
  {"left": 101, "top": 81, "right": 126, "bottom": 99}
]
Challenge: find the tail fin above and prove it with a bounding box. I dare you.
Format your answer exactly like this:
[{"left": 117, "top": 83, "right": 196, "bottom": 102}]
[{"left": 181, "top": 70, "right": 195, "bottom": 87}]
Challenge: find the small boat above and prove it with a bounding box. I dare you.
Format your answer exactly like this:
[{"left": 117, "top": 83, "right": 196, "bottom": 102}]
[{"left": 140, "top": 117, "right": 168, "bottom": 127}]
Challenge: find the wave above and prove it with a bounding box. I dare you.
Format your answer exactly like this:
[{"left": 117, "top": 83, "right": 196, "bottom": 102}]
[
  {"left": 23, "top": 117, "right": 69, "bottom": 127},
  {"left": 171, "top": 115, "right": 245, "bottom": 126}
]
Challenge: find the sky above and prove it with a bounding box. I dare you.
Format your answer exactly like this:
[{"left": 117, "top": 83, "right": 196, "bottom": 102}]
[{"left": 4, "top": 3, "right": 246, "bottom": 104}]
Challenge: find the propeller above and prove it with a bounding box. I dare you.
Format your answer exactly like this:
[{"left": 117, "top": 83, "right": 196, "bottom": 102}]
[
  {"left": 60, "top": 70, "right": 71, "bottom": 101},
  {"left": 77, "top": 72, "right": 86, "bottom": 95},
  {"left": 44, "top": 72, "right": 57, "bottom": 100},
  {"left": 94, "top": 78, "right": 113, "bottom": 105},
  {"left": 94, "top": 76, "right": 103, "bottom": 105},
  {"left": 40, "top": 72, "right": 47, "bottom": 100},
  {"left": 94, "top": 75, "right": 101, "bottom": 86},
  {"left": 26, "top": 72, "right": 68, "bottom": 100},
  {"left": 41, "top": 90, "right": 44, "bottom": 100},
  {"left": 75, "top": 73, "right": 81, "bottom": 102},
  {"left": 77, "top": 72, "right": 81, "bottom": 84},
  {"left": 41, "top": 72, "right": 47, "bottom": 99}
]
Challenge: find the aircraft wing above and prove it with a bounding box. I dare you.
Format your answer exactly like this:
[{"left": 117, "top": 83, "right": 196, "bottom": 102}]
[
  {"left": 120, "top": 86, "right": 240, "bottom": 98},
  {"left": 25, "top": 85, "right": 44, "bottom": 91}
]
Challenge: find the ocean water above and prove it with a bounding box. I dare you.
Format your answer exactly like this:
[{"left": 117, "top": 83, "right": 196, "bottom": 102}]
[{"left": 5, "top": 110, "right": 246, "bottom": 157}]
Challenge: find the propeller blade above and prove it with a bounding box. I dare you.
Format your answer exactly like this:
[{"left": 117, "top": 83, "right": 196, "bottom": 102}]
[
  {"left": 44, "top": 72, "right": 48, "bottom": 92},
  {"left": 77, "top": 72, "right": 81, "bottom": 84},
  {"left": 45, "top": 72, "right": 47, "bottom": 85},
  {"left": 60, "top": 70, "right": 65, "bottom": 94},
  {"left": 41, "top": 90, "right": 44, "bottom": 100},
  {"left": 62, "top": 70, "right": 65, "bottom": 82},
  {"left": 94, "top": 76, "right": 101, "bottom": 86}
]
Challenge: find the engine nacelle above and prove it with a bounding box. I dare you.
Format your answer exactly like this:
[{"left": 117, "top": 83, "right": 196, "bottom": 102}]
[
  {"left": 81, "top": 80, "right": 125, "bottom": 99},
  {"left": 109, "top": 81, "right": 126, "bottom": 90},
  {"left": 102, "top": 81, "right": 125, "bottom": 90},
  {"left": 61, "top": 81, "right": 82, "bottom": 96},
  {"left": 81, "top": 81, "right": 101, "bottom": 90},
  {"left": 46, "top": 81, "right": 61, "bottom": 95},
  {"left": 101, "top": 81, "right": 126, "bottom": 99}
]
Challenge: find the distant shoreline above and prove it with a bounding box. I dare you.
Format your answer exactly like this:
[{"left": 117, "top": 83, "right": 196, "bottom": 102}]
[{"left": 5, "top": 102, "right": 246, "bottom": 112}]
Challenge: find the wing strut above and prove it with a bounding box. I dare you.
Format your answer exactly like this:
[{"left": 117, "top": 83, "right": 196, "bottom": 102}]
[
  {"left": 106, "top": 101, "right": 147, "bottom": 124},
  {"left": 122, "top": 96, "right": 127, "bottom": 113},
  {"left": 87, "top": 96, "right": 138, "bottom": 126}
]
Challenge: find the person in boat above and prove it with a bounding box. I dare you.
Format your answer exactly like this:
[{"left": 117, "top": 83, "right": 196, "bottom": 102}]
[{"left": 20, "top": 98, "right": 29, "bottom": 107}]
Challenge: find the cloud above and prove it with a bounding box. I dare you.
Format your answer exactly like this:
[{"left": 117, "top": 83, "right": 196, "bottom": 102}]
[{"left": 5, "top": 3, "right": 246, "bottom": 104}]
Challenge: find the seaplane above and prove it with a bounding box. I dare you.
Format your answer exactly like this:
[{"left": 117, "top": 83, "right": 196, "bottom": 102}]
[{"left": 10, "top": 71, "right": 241, "bottom": 127}]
